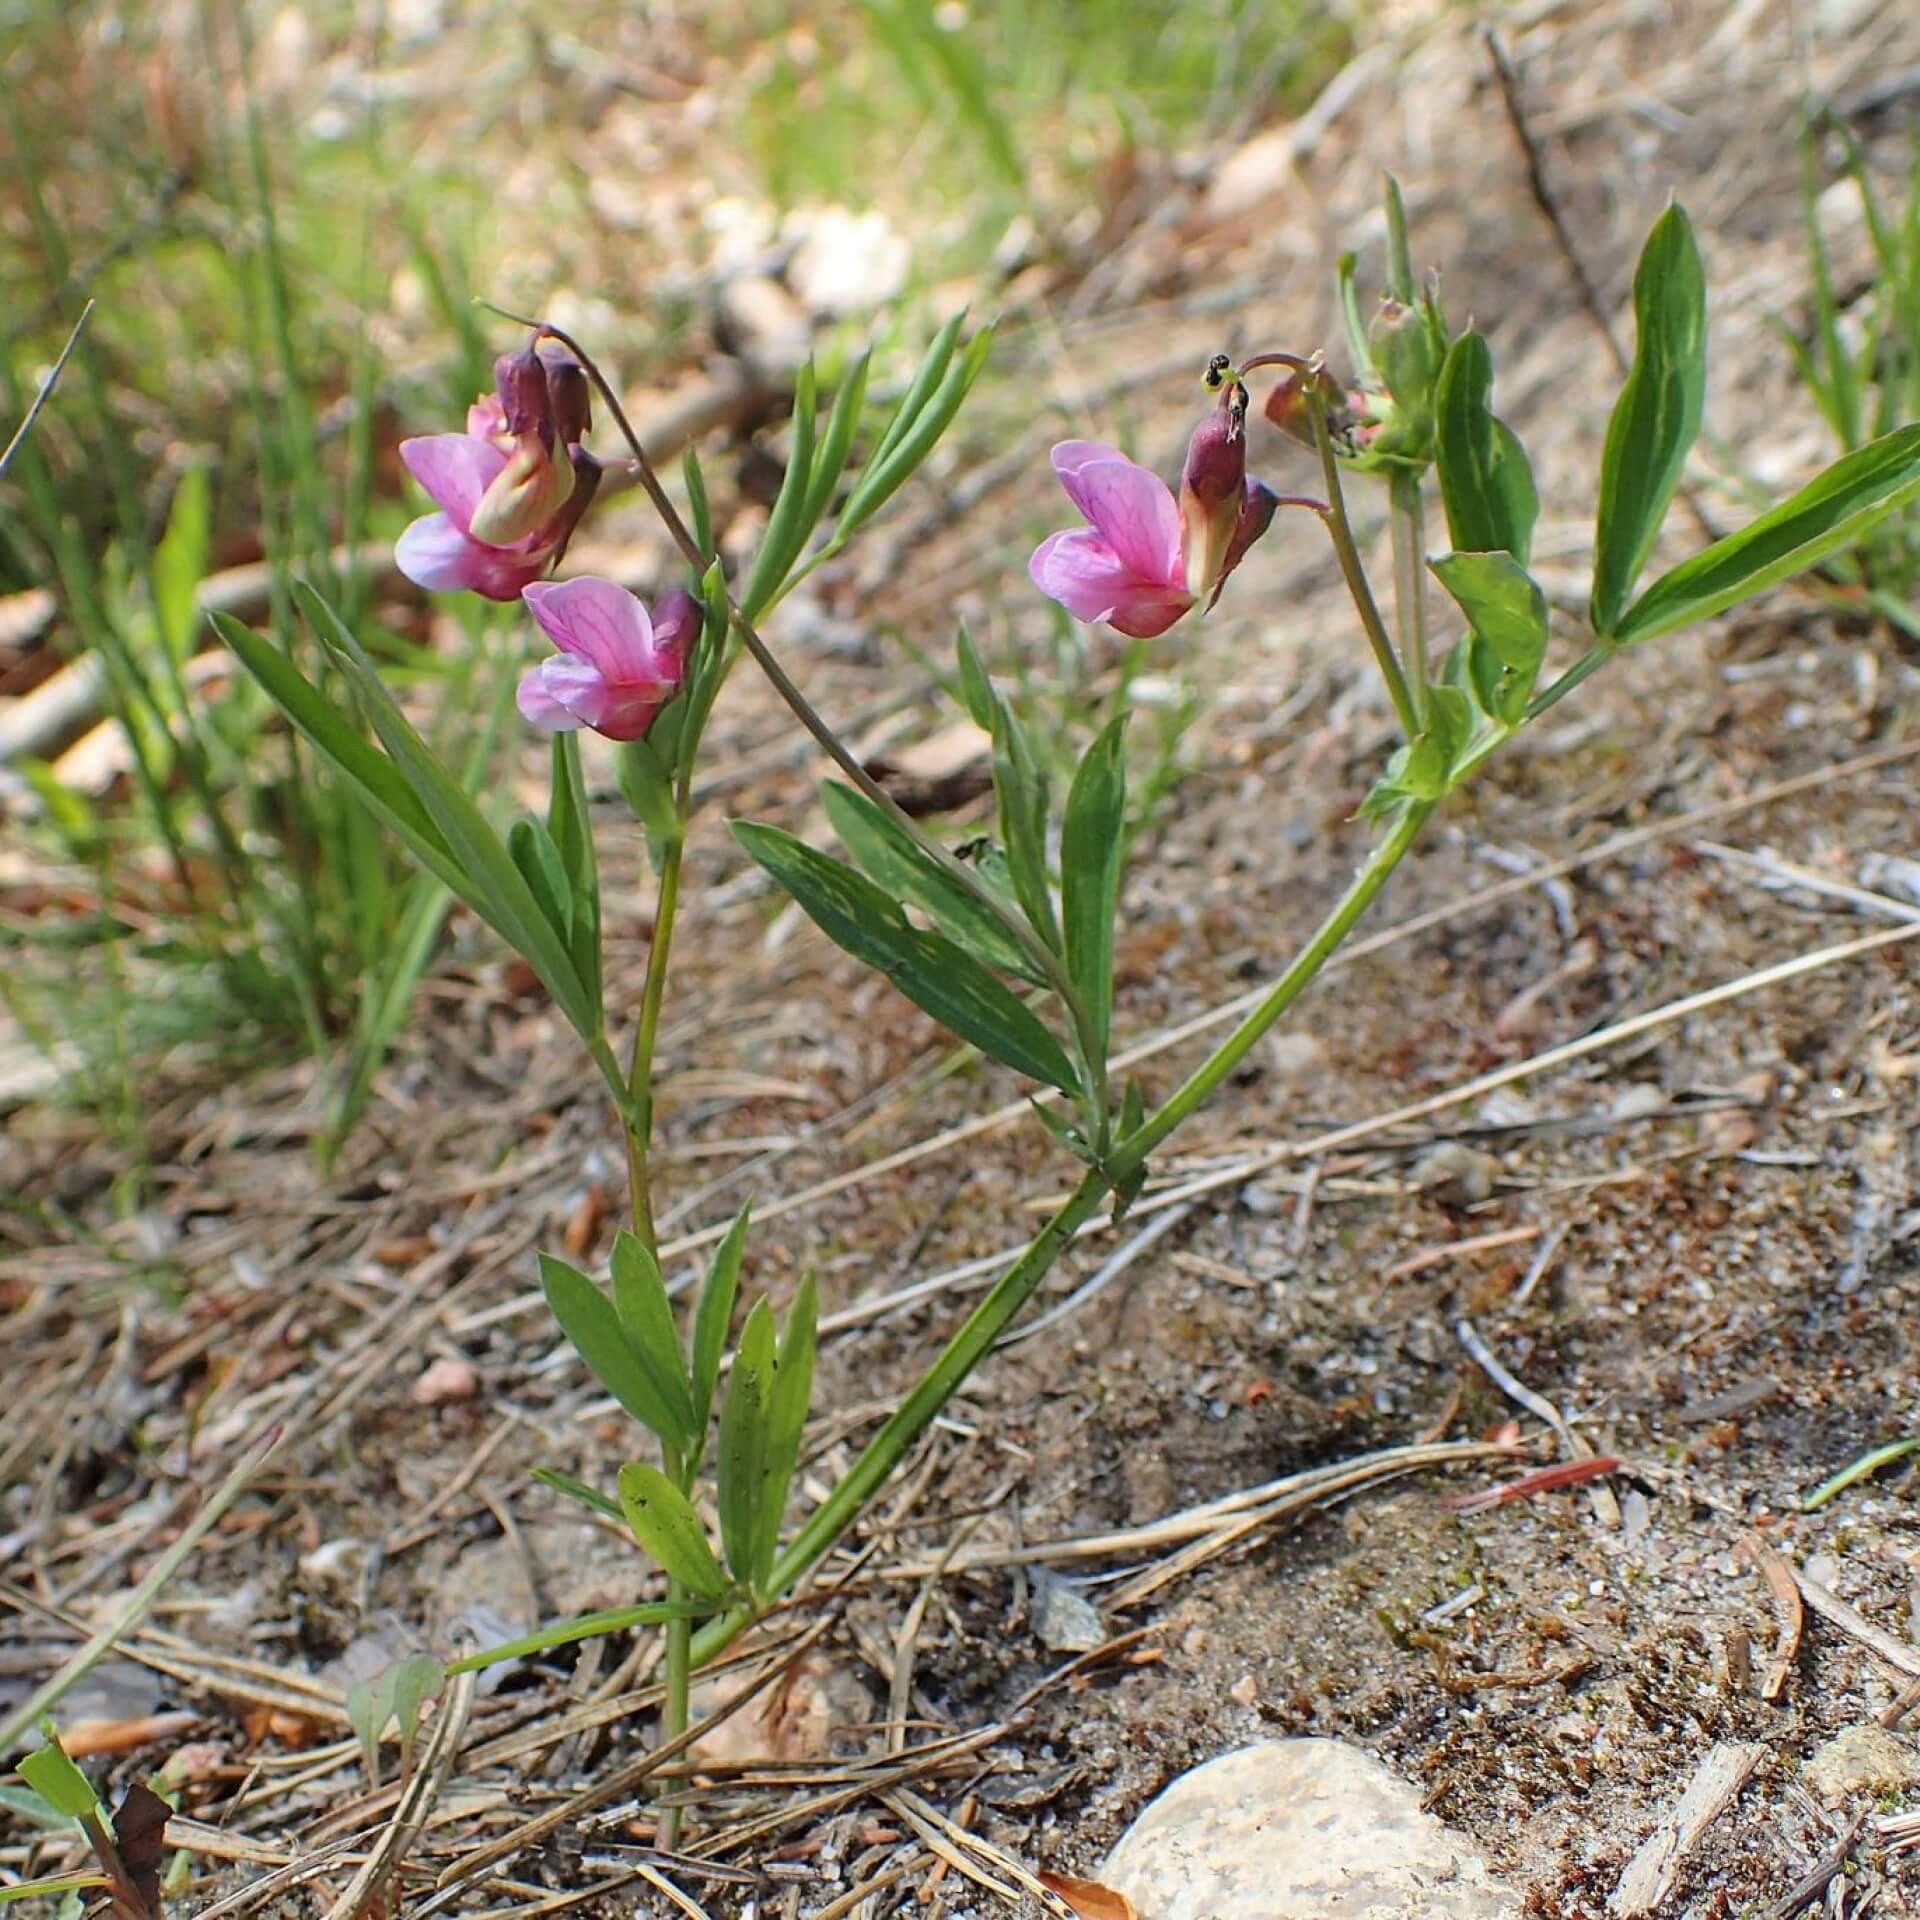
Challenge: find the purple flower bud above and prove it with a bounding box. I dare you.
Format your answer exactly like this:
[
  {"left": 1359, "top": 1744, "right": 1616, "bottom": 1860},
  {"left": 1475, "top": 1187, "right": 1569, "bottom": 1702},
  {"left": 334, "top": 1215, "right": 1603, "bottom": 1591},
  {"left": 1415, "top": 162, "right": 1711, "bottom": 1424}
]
[
  {"left": 1178, "top": 394, "right": 1248, "bottom": 600},
  {"left": 542, "top": 352, "right": 592, "bottom": 448},
  {"left": 469, "top": 343, "right": 575, "bottom": 546}
]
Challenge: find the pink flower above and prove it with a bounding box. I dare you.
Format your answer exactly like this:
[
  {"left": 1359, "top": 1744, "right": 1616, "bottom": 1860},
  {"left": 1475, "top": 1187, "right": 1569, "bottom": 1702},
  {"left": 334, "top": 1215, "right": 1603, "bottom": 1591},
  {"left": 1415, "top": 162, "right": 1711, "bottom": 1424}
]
[
  {"left": 395, "top": 340, "right": 599, "bottom": 602},
  {"left": 1028, "top": 442, "right": 1196, "bottom": 639},
  {"left": 1029, "top": 414, "right": 1278, "bottom": 639},
  {"left": 516, "top": 579, "right": 697, "bottom": 742}
]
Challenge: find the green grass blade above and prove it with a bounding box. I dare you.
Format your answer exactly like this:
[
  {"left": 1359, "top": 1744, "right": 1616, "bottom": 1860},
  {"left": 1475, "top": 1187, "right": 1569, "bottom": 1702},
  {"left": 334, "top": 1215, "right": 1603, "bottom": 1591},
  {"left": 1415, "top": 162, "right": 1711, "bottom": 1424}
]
[{"left": 1059, "top": 716, "right": 1128, "bottom": 1061}]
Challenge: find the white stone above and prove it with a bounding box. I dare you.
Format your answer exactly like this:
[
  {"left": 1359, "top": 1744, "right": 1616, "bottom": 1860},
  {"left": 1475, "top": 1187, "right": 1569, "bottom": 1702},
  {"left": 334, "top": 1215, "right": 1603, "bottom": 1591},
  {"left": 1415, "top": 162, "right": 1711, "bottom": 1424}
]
[{"left": 1103, "top": 1740, "right": 1521, "bottom": 1920}]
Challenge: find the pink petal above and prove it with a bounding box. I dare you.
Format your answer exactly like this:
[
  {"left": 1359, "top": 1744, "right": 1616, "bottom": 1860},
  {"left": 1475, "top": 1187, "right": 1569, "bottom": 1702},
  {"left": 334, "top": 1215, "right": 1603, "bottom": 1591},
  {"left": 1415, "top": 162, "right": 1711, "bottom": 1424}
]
[
  {"left": 648, "top": 588, "right": 702, "bottom": 674},
  {"left": 1050, "top": 442, "right": 1184, "bottom": 587},
  {"left": 400, "top": 434, "right": 509, "bottom": 532},
  {"left": 516, "top": 655, "right": 611, "bottom": 733},
  {"left": 1029, "top": 528, "right": 1194, "bottom": 638},
  {"left": 467, "top": 394, "right": 509, "bottom": 442},
  {"left": 396, "top": 514, "right": 548, "bottom": 600},
  {"left": 522, "top": 577, "right": 666, "bottom": 687},
  {"left": 592, "top": 684, "right": 670, "bottom": 741}
]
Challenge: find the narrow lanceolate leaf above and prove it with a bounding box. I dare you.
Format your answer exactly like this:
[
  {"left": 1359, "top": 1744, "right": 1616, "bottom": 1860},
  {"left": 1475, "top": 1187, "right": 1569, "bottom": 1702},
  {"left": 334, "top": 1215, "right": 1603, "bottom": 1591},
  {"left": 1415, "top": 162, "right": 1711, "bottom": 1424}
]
[
  {"left": 531, "top": 1467, "right": 623, "bottom": 1521},
  {"left": 752, "top": 1273, "right": 818, "bottom": 1590},
  {"left": 1589, "top": 204, "right": 1707, "bottom": 638},
  {"left": 293, "top": 583, "right": 595, "bottom": 1037},
  {"left": 1060, "top": 717, "right": 1128, "bottom": 1058},
  {"left": 541, "top": 1253, "right": 688, "bottom": 1447},
  {"left": 802, "top": 350, "right": 872, "bottom": 531},
  {"left": 820, "top": 781, "right": 1043, "bottom": 983},
  {"left": 732, "top": 822, "right": 1080, "bottom": 1094},
  {"left": 1429, "top": 551, "right": 1550, "bottom": 727},
  {"left": 741, "top": 359, "right": 818, "bottom": 619},
  {"left": 691, "top": 1205, "right": 750, "bottom": 1438},
  {"left": 610, "top": 1231, "right": 697, "bottom": 1453},
  {"left": 213, "top": 612, "right": 465, "bottom": 897},
  {"left": 1615, "top": 424, "right": 1920, "bottom": 646},
  {"left": 548, "top": 733, "right": 601, "bottom": 1016},
  {"left": 871, "top": 312, "right": 966, "bottom": 470},
  {"left": 616, "top": 1464, "right": 729, "bottom": 1601},
  {"left": 509, "top": 816, "right": 573, "bottom": 948},
  {"left": 716, "top": 1298, "right": 775, "bottom": 1589},
  {"left": 1434, "top": 332, "right": 1539, "bottom": 565}
]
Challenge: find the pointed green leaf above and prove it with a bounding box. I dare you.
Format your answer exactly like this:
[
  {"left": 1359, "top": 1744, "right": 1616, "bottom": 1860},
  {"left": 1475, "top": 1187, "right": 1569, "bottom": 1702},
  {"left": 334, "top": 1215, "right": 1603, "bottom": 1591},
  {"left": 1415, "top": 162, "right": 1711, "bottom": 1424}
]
[
  {"left": 610, "top": 1230, "right": 697, "bottom": 1453},
  {"left": 1615, "top": 424, "right": 1920, "bottom": 646},
  {"left": 717, "top": 1299, "right": 775, "bottom": 1588},
  {"left": 1434, "top": 331, "right": 1539, "bottom": 565},
  {"left": 742, "top": 359, "right": 819, "bottom": 619},
  {"left": 509, "top": 817, "right": 573, "bottom": 947},
  {"left": 871, "top": 311, "right": 965, "bottom": 469},
  {"left": 616, "top": 1463, "right": 729, "bottom": 1601},
  {"left": 541, "top": 1252, "right": 688, "bottom": 1446},
  {"left": 802, "top": 350, "right": 872, "bottom": 530},
  {"left": 213, "top": 611, "right": 465, "bottom": 897},
  {"left": 691, "top": 1206, "right": 750, "bottom": 1438},
  {"left": 732, "top": 822, "right": 1079, "bottom": 1093},
  {"left": 531, "top": 1467, "right": 624, "bottom": 1521},
  {"left": 549, "top": 733, "right": 601, "bottom": 1015},
  {"left": 838, "top": 324, "right": 992, "bottom": 539},
  {"left": 954, "top": 625, "right": 996, "bottom": 731},
  {"left": 752, "top": 1273, "right": 817, "bottom": 1589},
  {"left": 683, "top": 444, "right": 714, "bottom": 563},
  {"left": 1429, "top": 551, "right": 1549, "bottom": 727},
  {"left": 1590, "top": 204, "right": 1707, "bottom": 637},
  {"left": 293, "top": 583, "right": 595, "bottom": 1037},
  {"left": 820, "top": 781, "right": 1042, "bottom": 982},
  {"left": 1060, "top": 716, "right": 1128, "bottom": 1058}
]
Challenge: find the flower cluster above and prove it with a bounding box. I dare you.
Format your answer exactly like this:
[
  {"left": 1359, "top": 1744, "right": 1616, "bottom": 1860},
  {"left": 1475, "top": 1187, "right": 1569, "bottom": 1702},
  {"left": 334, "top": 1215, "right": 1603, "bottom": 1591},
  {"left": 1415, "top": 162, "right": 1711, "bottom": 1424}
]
[{"left": 1029, "top": 379, "right": 1280, "bottom": 639}]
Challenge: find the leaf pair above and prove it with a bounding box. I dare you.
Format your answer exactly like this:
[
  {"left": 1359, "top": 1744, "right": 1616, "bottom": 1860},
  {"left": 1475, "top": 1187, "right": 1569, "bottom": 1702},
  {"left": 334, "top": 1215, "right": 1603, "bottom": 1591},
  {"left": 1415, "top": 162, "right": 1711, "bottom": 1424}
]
[{"left": 345, "top": 1653, "right": 445, "bottom": 1789}]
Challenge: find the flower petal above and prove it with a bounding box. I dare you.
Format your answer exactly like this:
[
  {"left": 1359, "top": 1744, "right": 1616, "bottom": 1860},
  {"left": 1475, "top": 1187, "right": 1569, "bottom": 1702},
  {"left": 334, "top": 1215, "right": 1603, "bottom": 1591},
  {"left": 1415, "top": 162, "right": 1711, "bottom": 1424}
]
[
  {"left": 517, "top": 655, "right": 611, "bottom": 733},
  {"left": 1047, "top": 442, "right": 1182, "bottom": 587},
  {"left": 397, "top": 514, "right": 549, "bottom": 600},
  {"left": 648, "top": 587, "right": 702, "bottom": 674},
  {"left": 399, "top": 434, "right": 508, "bottom": 531},
  {"left": 522, "top": 576, "right": 665, "bottom": 686},
  {"left": 1029, "top": 529, "right": 1193, "bottom": 638}
]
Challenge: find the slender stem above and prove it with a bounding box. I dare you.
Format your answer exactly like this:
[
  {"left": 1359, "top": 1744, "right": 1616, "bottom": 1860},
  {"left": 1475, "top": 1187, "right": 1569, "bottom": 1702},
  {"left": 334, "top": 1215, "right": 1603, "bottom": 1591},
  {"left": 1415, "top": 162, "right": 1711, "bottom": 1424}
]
[
  {"left": 689, "top": 1164, "right": 1112, "bottom": 1670},
  {"left": 0, "top": 298, "right": 92, "bottom": 481},
  {"left": 1114, "top": 799, "right": 1433, "bottom": 1173},
  {"left": 1388, "top": 468, "right": 1429, "bottom": 723},
  {"left": 659, "top": 1440, "right": 693, "bottom": 1849},
  {"left": 503, "top": 309, "right": 1104, "bottom": 1102},
  {"left": 1308, "top": 392, "right": 1419, "bottom": 739}
]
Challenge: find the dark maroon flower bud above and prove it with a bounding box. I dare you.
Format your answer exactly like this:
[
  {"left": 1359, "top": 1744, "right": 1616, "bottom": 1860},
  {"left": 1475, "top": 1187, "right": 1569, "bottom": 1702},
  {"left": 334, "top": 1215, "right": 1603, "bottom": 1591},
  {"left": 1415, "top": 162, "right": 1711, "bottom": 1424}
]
[
  {"left": 541, "top": 351, "right": 592, "bottom": 447},
  {"left": 471, "top": 342, "right": 574, "bottom": 545},
  {"left": 1178, "top": 389, "right": 1248, "bottom": 598},
  {"left": 1206, "top": 480, "right": 1280, "bottom": 610}
]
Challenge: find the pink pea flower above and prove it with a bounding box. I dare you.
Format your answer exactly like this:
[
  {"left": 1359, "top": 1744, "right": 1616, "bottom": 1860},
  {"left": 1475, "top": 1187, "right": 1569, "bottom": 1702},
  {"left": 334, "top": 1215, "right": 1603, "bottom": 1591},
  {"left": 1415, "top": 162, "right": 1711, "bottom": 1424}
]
[
  {"left": 395, "top": 342, "right": 599, "bottom": 602},
  {"left": 516, "top": 578, "right": 698, "bottom": 742},
  {"left": 1029, "top": 403, "right": 1277, "bottom": 638}
]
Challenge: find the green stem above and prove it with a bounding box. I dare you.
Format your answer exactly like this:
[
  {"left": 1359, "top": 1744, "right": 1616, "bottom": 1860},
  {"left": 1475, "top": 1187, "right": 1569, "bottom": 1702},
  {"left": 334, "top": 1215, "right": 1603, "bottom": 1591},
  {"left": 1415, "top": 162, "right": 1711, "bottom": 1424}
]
[
  {"left": 687, "top": 799, "right": 1435, "bottom": 1673},
  {"left": 659, "top": 1440, "right": 693, "bottom": 1849},
  {"left": 1116, "top": 798, "right": 1433, "bottom": 1171},
  {"left": 1388, "top": 468, "right": 1429, "bottom": 723},
  {"left": 1309, "top": 394, "right": 1419, "bottom": 739},
  {"left": 688, "top": 1164, "right": 1111, "bottom": 1670}
]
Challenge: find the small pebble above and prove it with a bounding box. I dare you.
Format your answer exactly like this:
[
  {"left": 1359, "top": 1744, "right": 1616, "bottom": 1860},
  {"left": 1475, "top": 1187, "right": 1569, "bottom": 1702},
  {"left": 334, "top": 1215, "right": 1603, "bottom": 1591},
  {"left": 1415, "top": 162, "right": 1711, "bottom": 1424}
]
[{"left": 412, "top": 1357, "right": 480, "bottom": 1406}]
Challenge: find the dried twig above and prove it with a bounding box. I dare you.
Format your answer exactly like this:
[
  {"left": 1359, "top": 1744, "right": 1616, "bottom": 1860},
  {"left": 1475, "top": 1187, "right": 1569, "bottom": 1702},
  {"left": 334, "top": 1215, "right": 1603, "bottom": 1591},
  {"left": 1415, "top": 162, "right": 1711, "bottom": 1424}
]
[
  {"left": 1739, "top": 1537, "right": 1806, "bottom": 1703},
  {"left": 1609, "top": 1740, "right": 1765, "bottom": 1916}
]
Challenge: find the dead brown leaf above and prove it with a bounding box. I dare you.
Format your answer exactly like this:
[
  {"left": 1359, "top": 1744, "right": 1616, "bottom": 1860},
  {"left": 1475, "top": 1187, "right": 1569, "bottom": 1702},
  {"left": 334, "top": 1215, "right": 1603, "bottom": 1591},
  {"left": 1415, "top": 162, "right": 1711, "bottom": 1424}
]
[{"left": 1038, "top": 1870, "right": 1139, "bottom": 1920}]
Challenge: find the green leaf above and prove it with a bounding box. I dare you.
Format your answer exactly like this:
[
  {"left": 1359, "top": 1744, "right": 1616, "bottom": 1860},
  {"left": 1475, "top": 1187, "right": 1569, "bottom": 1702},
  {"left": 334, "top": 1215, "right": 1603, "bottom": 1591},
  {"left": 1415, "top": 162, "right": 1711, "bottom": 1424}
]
[
  {"left": 0, "top": 1872, "right": 108, "bottom": 1904},
  {"left": 0, "top": 1784, "right": 78, "bottom": 1830},
  {"left": 733, "top": 822, "right": 1079, "bottom": 1093},
  {"left": 616, "top": 1464, "right": 729, "bottom": 1601},
  {"left": 1615, "top": 424, "right": 1920, "bottom": 646},
  {"left": 153, "top": 465, "right": 211, "bottom": 662},
  {"left": 683, "top": 445, "right": 714, "bottom": 563},
  {"left": 540, "top": 1252, "right": 689, "bottom": 1447},
  {"left": 1383, "top": 174, "right": 1417, "bottom": 304},
  {"left": 1590, "top": 204, "right": 1707, "bottom": 637},
  {"left": 509, "top": 816, "right": 573, "bottom": 947},
  {"left": 820, "top": 781, "right": 1042, "bottom": 983},
  {"left": 752, "top": 1273, "right": 818, "bottom": 1590},
  {"left": 1429, "top": 551, "right": 1549, "bottom": 726},
  {"left": 716, "top": 1299, "right": 775, "bottom": 1588},
  {"left": 213, "top": 611, "right": 465, "bottom": 897},
  {"left": 691, "top": 1206, "right": 750, "bottom": 1439},
  {"left": 870, "top": 311, "right": 965, "bottom": 470},
  {"left": 17, "top": 1738, "right": 98, "bottom": 1820},
  {"left": 837, "top": 324, "right": 993, "bottom": 540},
  {"left": 982, "top": 691, "right": 1059, "bottom": 955},
  {"left": 548, "top": 733, "right": 601, "bottom": 1016},
  {"left": 1434, "top": 332, "right": 1539, "bottom": 565},
  {"left": 531, "top": 1467, "right": 623, "bottom": 1521},
  {"left": 954, "top": 625, "right": 996, "bottom": 732},
  {"left": 293, "top": 584, "right": 597, "bottom": 1038},
  {"left": 610, "top": 1230, "right": 697, "bottom": 1453},
  {"left": 445, "top": 1599, "right": 707, "bottom": 1673},
  {"left": 802, "top": 350, "right": 872, "bottom": 531},
  {"left": 742, "top": 359, "right": 819, "bottom": 619},
  {"left": 1060, "top": 716, "right": 1128, "bottom": 1059}
]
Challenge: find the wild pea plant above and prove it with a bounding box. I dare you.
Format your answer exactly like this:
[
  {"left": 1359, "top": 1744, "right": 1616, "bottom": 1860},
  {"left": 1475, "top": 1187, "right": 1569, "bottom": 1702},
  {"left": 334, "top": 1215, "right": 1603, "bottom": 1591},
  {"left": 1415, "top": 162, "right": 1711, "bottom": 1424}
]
[{"left": 224, "top": 186, "right": 1920, "bottom": 1804}]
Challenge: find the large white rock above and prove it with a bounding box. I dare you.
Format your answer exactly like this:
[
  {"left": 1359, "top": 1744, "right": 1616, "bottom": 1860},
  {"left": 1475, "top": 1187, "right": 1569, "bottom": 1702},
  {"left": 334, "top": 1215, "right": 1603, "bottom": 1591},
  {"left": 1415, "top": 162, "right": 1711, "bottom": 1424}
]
[{"left": 1103, "top": 1739, "right": 1522, "bottom": 1920}]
